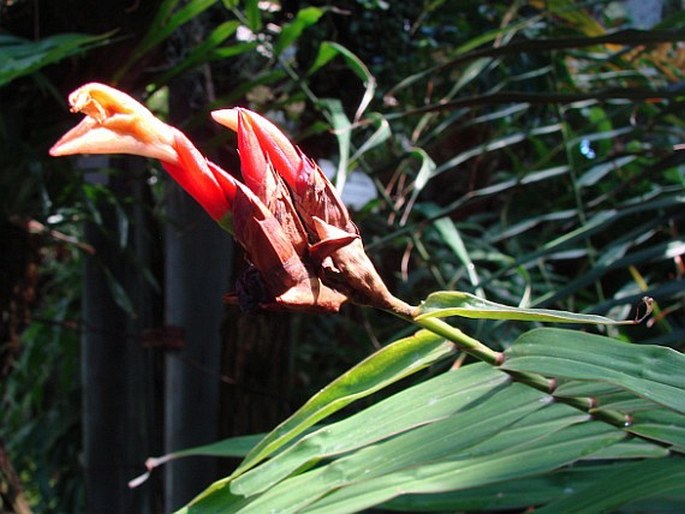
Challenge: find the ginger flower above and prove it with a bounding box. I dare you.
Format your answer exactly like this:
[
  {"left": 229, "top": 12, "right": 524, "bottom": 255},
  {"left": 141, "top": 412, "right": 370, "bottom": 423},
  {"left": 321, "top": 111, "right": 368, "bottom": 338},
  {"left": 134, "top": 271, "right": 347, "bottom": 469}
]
[
  {"left": 50, "top": 83, "right": 236, "bottom": 225},
  {"left": 51, "top": 83, "right": 413, "bottom": 316},
  {"left": 213, "top": 108, "right": 413, "bottom": 316}
]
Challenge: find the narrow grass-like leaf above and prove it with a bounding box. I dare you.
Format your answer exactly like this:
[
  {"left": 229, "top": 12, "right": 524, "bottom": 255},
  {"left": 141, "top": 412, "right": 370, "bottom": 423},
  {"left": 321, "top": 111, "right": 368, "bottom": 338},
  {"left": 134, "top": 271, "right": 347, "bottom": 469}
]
[
  {"left": 399, "top": 148, "right": 437, "bottom": 224},
  {"left": 463, "top": 402, "right": 590, "bottom": 457},
  {"left": 535, "top": 239, "right": 685, "bottom": 307},
  {"left": 129, "top": 433, "right": 264, "bottom": 488},
  {"left": 432, "top": 217, "right": 483, "bottom": 295},
  {"left": 416, "top": 291, "right": 630, "bottom": 324},
  {"left": 577, "top": 155, "right": 639, "bottom": 187},
  {"left": 367, "top": 165, "right": 571, "bottom": 251},
  {"left": 114, "top": 0, "right": 216, "bottom": 81},
  {"left": 586, "top": 439, "right": 670, "bottom": 460},
  {"left": 182, "top": 334, "right": 456, "bottom": 511},
  {"left": 382, "top": 459, "right": 678, "bottom": 512},
  {"left": 309, "top": 42, "right": 376, "bottom": 121},
  {"left": 486, "top": 208, "right": 575, "bottom": 243},
  {"left": 274, "top": 7, "right": 323, "bottom": 57},
  {"left": 229, "top": 330, "right": 454, "bottom": 478},
  {"left": 232, "top": 364, "right": 510, "bottom": 496},
  {"left": 0, "top": 32, "right": 113, "bottom": 86},
  {"left": 319, "top": 98, "right": 351, "bottom": 192},
  {"left": 502, "top": 328, "right": 685, "bottom": 414},
  {"left": 385, "top": 15, "right": 542, "bottom": 97},
  {"left": 148, "top": 21, "right": 245, "bottom": 89},
  {"left": 349, "top": 113, "right": 391, "bottom": 165},
  {"left": 232, "top": 383, "right": 552, "bottom": 513},
  {"left": 433, "top": 124, "right": 562, "bottom": 177},
  {"left": 553, "top": 380, "right": 624, "bottom": 399},
  {"left": 629, "top": 409, "right": 685, "bottom": 452},
  {"left": 156, "top": 432, "right": 261, "bottom": 461},
  {"left": 301, "top": 421, "right": 623, "bottom": 514}
]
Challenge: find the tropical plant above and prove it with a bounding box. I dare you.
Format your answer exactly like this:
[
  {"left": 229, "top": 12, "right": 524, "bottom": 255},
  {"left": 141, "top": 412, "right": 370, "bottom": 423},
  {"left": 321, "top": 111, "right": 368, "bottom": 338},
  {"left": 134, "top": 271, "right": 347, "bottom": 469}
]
[
  {"left": 145, "top": 1, "right": 685, "bottom": 511},
  {"left": 50, "top": 70, "right": 683, "bottom": 514},
  {"left": 163, "top": 325, "right": 685, "bottom": 513},
  {"left": 3, "top": 0, "right": 685, "bottom": 512}
]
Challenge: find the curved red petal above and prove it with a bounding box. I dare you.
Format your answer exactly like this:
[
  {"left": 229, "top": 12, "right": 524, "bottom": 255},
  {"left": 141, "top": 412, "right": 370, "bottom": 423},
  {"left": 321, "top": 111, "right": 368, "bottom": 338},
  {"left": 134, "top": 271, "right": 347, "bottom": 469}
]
[
  {"left": 161, "top": 130, "right": 233, "bottom": 221},
  {"left": 236, "top": 110, "right": 267, "bottom": 196},
  {"left": 238, "top": 109, "right": 304, "bottom": 190}
]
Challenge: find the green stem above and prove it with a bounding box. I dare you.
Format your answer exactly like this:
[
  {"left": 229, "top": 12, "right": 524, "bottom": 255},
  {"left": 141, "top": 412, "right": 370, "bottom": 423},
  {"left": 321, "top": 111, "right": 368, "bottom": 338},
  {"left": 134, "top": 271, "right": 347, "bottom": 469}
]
[
  {"left": 410, "top": 316, "right": 503, "bottom": 366},
  {"left": 390, "top": 306, "right": 634, "bottom": 429},
  {"left": 408, "top": 315, "right": 632, "bottom": 428}
]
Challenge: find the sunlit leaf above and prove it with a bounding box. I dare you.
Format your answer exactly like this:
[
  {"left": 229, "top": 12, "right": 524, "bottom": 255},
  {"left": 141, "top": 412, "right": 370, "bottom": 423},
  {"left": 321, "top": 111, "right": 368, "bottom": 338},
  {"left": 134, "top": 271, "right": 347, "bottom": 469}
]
[
  {"left": 348, "top": 113, "right": 391, "bottom": 165},
  {"left": 183, "top": 330, "right": 455, "bottom": 509},
  {"left": 115, "top": 0, "right": 217, "bottom": 80},
  {"left": 299, "top": 419, "right": 623, "bottom": 513},
  {"left": 502, "top": 328, "right": 685, "bottom": 414},
  {"left": 274, "top": 7, "right": 324, "bottom": 57},
  {"left": 319, "top": 98, "right": 351, "bottom": 192},
  {"left": 416, "top": 290, "right": 632, "bottom": 324},
  {"left": 148, "top": 21, "right": 247, "bottom": 89},
  {"left": 309, "top": 41, "right": 376, "bottom": 121},
  {"left": 577, "top": 155, "right": 638, "bottom": 187},
  {"left": 431, "top": 215, "right": 483, "bottom": 295},
  {"left": 231, "top": 364, "right": 509, "bottom": 496},
  {"left": 230, "top": 330, "right": 454, "bottom": 477}
]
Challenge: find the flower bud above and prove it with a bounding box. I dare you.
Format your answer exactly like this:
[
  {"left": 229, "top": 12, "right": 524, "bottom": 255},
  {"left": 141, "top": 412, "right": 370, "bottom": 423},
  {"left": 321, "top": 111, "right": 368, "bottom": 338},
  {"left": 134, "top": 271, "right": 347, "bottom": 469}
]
[
  {"left": 51, "top": 84, "right": 348, "bottom": 313},
  {"left": 213, "top": 107, "right": 413, "bottom": 316}
]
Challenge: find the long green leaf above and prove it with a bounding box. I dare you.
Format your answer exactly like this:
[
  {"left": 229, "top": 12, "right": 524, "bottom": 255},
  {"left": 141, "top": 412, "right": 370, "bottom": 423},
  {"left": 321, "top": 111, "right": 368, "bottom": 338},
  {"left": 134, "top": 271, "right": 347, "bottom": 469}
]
[
  {"left": 179, "top": 327, "right": 685, "bottom": 513},
  {"left": 274, "top": 7, "right": 324, "bottom": 57},
  {"left": 232, "top": 364, "right": 509, "bottom": 496},
  {"left": 535, "top": 239, "right": 685, "bottom": 307},
  {"left": 535, "top": 458, "right": 685, "bottom": 513},
  {"left": 129, "top": 433, "right": 264, "bottom": 488},
  {"left": 629, "top": 409, "right": 685, "bottom": 452},
  {"left": 416, "top": 290, "right": 632, "bottom": 324},
  {"left": 301, "top": 421, "right": 623, "bottom": 513},
  {"left": 114, "top": 0, "right": 217, "bottom": 81},
  {"left": 348, "top": 112, "right": 391, "bottom": 165},
  {"left": 231, "top": 383, "right": 553, "bottom": 513},
  {"left": 577, "top": 154, "right": 639, "bottom": 187},
  {"left": 382, "top": 459, "right": 679, "bottom": 512},
  {"left": 429, "top": 214, "right": 482, "bottom": 295},
  {"left": 148, "top": 21, "right": 249, "bottom": 89},
  {"left": 319, "top": 98, "right": 351, "bottom": 193},
  {"left": 309, "top": 41, "right": 376, "bottom": 121},
  {"left": 232, "top": 330, "right": 453, "bottom": 477},
  {"left": 183, "top": 330, "right": 454, "bottom": 509},
  {"left": 164, "top": 432, "right": 260, "bottom": 458},
  {"left": 0, "top": 32, "right": 113, "bottom": 87},
  {"left": 502, "top": 328, "right": 685, "bottom": 414},
  {"left": 433, "top": 123, "right": 563, "bottom": 177}
]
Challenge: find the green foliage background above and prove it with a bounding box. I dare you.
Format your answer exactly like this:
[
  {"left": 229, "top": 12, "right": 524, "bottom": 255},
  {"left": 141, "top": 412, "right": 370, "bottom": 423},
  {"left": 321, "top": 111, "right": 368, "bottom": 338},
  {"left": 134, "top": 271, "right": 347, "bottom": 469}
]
[{"left": 1, "top": 0, "right": 684, "bottom": 512}]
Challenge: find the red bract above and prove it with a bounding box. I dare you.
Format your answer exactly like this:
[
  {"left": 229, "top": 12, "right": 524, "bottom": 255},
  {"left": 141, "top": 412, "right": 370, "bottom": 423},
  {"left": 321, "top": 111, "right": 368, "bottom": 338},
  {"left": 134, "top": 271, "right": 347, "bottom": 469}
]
[
  {"left": 51, "top": 83, "right": 412, "bottom": 316},
  {"left": 50, "top": 83, "right": 347, "bottom": 313},
  {"left": 214, "top": 108, "right": 414, "bottom": 316}
]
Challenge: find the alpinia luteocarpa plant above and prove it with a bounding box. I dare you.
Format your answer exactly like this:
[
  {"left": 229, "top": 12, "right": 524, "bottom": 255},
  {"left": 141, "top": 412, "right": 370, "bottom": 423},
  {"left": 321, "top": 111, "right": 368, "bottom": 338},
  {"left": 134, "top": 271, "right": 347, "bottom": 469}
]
[
  {"left": 50, "top": 82, "right": 414, "bottom": 317},
  {"left": 50, "top": 83, "right": 652, "bottom": 367},
  {"left": 49, "top": 83, "right": 685, "bottom": 514}
]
